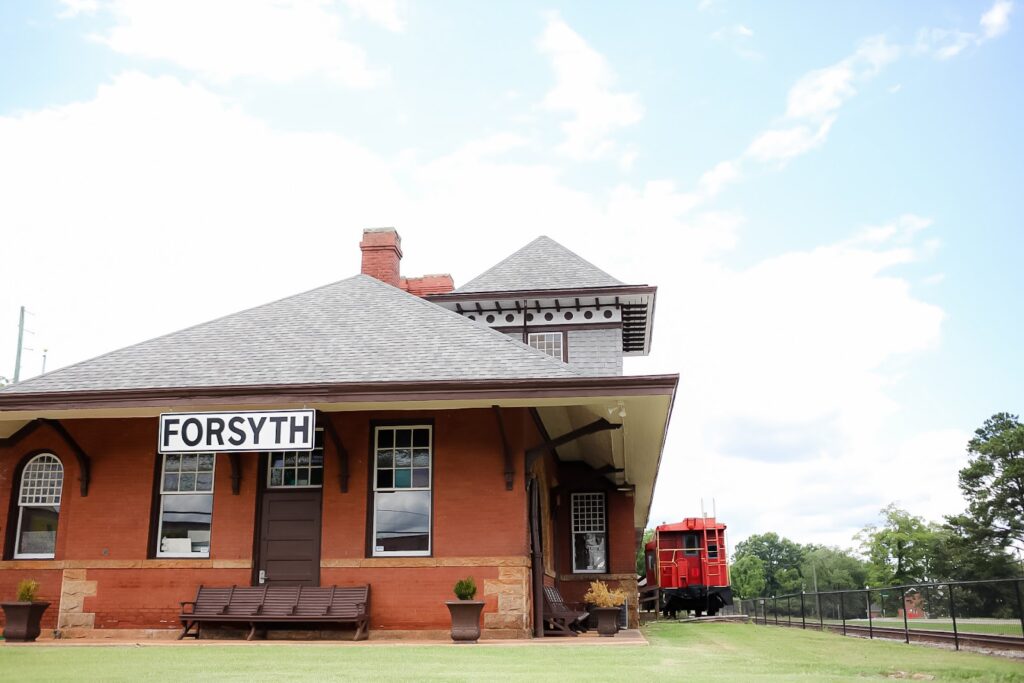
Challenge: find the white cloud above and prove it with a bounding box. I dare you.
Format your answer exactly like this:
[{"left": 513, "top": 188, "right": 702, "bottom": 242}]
[
  {"left": 917, "top": 1, "right": 1014, "bottom": 59},
  {"left": 57, "top": 0, "right": 98, "bottom": 17},
  {"left": 711, "top": 23, "right": 761, "bottom": 60},
  {"left": 537, "top": 14, "right": 644, "bottom": 160},
  {"left": 981, "top": 0, "right": 1013, "bottom": 39},
  {"left": 746, "top": 117, "right": 835, "bottom": 164},
  {"left": 343, "top": 0, "right": 406, "bottom": 32},
  {"left": 697, "top": 160, "right": 741, "bottom": 197},
  {"left": 743, "top": 37, "right": 897, "bottom": 165},
  {"left": 81, "top": 0, "right": 387, "bottom": 86}
]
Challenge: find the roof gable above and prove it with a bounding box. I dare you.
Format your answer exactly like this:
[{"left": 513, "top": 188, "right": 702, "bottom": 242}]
[
  {"left": 1, "top": 275, "right": 581, "bottom": 394},
  {"left": 455, "top": 236, "right": 624, "bottom": 294}
]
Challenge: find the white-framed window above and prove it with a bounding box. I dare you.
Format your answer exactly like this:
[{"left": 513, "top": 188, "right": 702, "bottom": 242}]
[
  {"left": 571, "top": 492, "right": 607, "bottom": 573},
  {"left": 371, "top": 425, "right": 432, "bottom": 556},
  {"left": 268, "top": 428, "right": 324, "bottom": 488},
  {"left": 527, "top": 332, "right": 564, "bottom": 361},
  {"left": 14, "top": 453, "right": 63, "bottom": 559},
  {"left": 157, "top": 453, "right": 214, "bottom": 558}
]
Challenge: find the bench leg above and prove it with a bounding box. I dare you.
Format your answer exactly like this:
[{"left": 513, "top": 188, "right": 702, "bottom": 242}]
[
  {"left": 179, "top": 620, "right": 198, "bottom": 640},
  {"left": 246, "top": 623, "right": 257, "bottom": 641},
  {"left": 354, "top": 619, "right": 369, "bottom": 641}
]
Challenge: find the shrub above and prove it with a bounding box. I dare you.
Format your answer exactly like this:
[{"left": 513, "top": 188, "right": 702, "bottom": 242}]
[
  {"left": 583, "top": 580, "right": 626, "bottom": 608},
  {"left": 453, "top": 577, "right": 477, "bottom": 601},
  {"left": 16, "top": 579, "right": 39, "bottom": 603}
]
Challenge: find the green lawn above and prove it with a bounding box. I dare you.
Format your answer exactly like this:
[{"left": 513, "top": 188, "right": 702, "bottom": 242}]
[
  {"left": 847, "top": 619, "right": 1024, "bottom": 637},
  {"left": 1, "top": 623, "right": 1022, "bottom": 682}
]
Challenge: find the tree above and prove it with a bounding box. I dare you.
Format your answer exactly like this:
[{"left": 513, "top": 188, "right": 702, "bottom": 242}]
[
  {"left": 635, "top": 528, "right": 654, "bottom": 575},
  {"left": 857, "top": 505, "right": 941, "bottom": 585},
  {"left": 731, "top": 555, "right": 766, "bottom": 599},
  {"left": 958, "top": 412, "right": 1024, "bottom": 555},
  {"left": 800, "top": 546, "right": 869, "bottom": 591},
  {"left": 734, "top": 532, "right": 805, "bottom": 596}
]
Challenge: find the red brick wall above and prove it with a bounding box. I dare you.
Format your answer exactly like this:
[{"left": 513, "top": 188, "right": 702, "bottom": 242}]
[{"left": 0, "top": 408, "right": 533, "bottom": 633}]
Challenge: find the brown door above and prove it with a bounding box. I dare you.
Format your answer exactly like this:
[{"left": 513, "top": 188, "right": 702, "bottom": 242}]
[{"left": 256, "top": 489, "right": 322, "bottom": 586}]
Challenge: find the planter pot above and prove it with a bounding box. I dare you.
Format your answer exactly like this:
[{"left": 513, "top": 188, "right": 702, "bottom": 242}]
[
  {"left": 446, "top": 600, "right": 485, "bottom": 643},
  {"left": 1, "top": 602, "right": 50, "bottom": 643},
  {"left": 591, "top": 606, "right": 621, "bottom": 637}
]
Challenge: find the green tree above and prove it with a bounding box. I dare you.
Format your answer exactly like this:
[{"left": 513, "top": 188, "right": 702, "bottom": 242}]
[
  {"left": 800, "top": 546, "right": 869, "bottom": 591},
  {"left": 857, "top": 505, "right": 941, "bottom": 585},
  {"left": 635, "top": 528, "right": 654, "bottom": 575},
  {"left": 958, "top": 412, "right": 1024, "bottom": 555},
  {"left": 731, "top": 555, "right": 767, "bottom": 599},
  {"left": 734, "top": 532, "right": 805, "bottom": 596}
]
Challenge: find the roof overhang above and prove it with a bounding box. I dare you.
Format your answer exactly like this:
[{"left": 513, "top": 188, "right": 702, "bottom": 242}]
[
  {"left": 0, "top": 374, "right": 677, "bottom": 529},
  {"left": 427, "top": 285, "right": 657, "bottom": 356}
]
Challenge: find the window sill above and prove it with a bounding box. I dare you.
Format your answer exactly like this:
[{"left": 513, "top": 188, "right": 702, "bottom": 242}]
[{"left": 12, "top": 554, "right": 55, "bottom": 560}]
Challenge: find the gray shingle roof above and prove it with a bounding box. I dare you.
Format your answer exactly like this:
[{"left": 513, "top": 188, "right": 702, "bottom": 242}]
[
  {"left": 0, "top": 275, "right": 581, "bottom": 394},
  {"left": 455, "top": 236, "right": 624, "bottom": 293}
]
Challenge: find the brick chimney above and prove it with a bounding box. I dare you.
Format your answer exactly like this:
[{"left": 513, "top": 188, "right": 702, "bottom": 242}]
[{"left": 360, "top": 227, "right": 403, "bottom": 287}]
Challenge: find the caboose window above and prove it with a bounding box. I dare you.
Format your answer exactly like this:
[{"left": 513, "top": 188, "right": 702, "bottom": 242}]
[
  {"left": 571, "top": 492, "right": 607, "bottom": 573},
  {"left": 371, "top": 425, "right": 432, "bottom": 557},
  {"left": 684, "top": 534, "right": 699, "bottom": 556}
]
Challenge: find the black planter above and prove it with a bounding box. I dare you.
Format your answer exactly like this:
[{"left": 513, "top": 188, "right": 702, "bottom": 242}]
[
  {"left": 446, "top": 600, "right": 485, "bottom": 643},
  {"left": 591, "top": 606, "right": 620, "bottom": 637},
  {"left": 1, "top": 602, "right": 50, "bottom": 643}
]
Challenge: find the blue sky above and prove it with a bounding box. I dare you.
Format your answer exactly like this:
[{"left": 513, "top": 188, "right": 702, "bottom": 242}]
[{"left": 0, "top": 0, "right": 1020, "bottom": 550}]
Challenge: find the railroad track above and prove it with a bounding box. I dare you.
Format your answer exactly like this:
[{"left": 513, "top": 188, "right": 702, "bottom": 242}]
[{"left": 758, "top": 620, "right": 1024, "bottom": 653}]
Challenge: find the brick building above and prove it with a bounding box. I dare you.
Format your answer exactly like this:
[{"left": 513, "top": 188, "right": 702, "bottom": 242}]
[{"left": 0, "top": 229, "right": 676, "bottom": 639}]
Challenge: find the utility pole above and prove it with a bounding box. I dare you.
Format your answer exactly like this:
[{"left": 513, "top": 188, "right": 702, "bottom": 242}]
[{"left": 13, "top": 305, "right": 25, "bottom": 384}]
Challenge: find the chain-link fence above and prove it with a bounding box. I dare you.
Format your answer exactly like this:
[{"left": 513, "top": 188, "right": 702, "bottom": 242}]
[{"left": 735, "top": 578, "right": 1024, "bottom": 651}]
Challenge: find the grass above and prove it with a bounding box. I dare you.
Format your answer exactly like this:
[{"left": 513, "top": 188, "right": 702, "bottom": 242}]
[
  {"left": 848, "top": 619, "right": 1024, "bottom": 637},
  {"left": 0, "top": 622, "right": 1022, "bottom": 682}
]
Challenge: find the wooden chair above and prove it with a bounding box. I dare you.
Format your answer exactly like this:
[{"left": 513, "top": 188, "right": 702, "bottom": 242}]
[{"left": 543, "top": 586, "right": 589, "bottom": 636}]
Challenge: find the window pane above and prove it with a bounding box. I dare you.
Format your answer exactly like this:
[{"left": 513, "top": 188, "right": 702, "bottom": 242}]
[
  {"left": 180, "top": 473, "right": 196, "bottom": 491},
  {"left": 270, "top": 469, "right": 283, "bottom": 487},
  {"left": 165, "top": 454, "right": 181, "bottom": 470},
  {"left": 394, "top": 469, "right": 411, "bottom": 488},
  {"left": 196, "top": 473, "right": 213, "bottom": 492},
  {"left": 270, "top": 453, "right": 285, "bottom": 469},
  {"left": 198, "top": 454, "right": 214, "bottom": 472},
  {"left": 573, "top": 532, "right": 607, "bottom": 572},
  {"left": 181, "top": 454, "right": 197, "bottom": 471},
  {"left": 412, "top": 449, "right": 429, "bottom": 467},
  {"left": 374, "top": 491, "right": 429, "bottom": 553},
  {"left": 297, "top": 451, "right": 310, "bottom": 466},
  {"left": 284, "top": 453, "right": 296, "bottom": 467},
  {"left": 377, "top": 451, "right": 393, "bottom": 468},
  {"left": 378, "top": 429, "right": 393, "bottom": 448},
  {"left": 284, "top": 470, "right": 296, "bottom": 486},
  {"left": 297, "top": 470, "right": 310, "bottom": 486},
  {"left": 412, "top": 468, "right": 429, "bottom": 488},
  {"left": 310, "top": 468, "right": 323, "bottom": 486},
  {"left": 377, "top": 470, "right": 393, "bottom": 489},
  {"left": 17, "top": 506, "right": 59, "bottom": 556},
  {"left": 160, "top": 494, "right": 212, "bottom": 556},
  {"left": 163, "top": 473, "right": 180, "bottom": 492},
  {"left": 395, "top": 449, "right": 411, "bottom": 468},
  {"left": 395, "top": 429, "right": 411, "bottom": 448},
  {"left": 413, "top": 429, "right": 429, "bottom": 448}
]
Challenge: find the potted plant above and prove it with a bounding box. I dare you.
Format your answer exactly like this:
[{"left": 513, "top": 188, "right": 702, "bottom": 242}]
[
  {"left": 583, "top": 580, "right": 626, "bottom": 637},
  {"left": 2, "top": 580, "right": 50, "bottom": 643},
  {"left": 445, "top": 577, "right": 485, "bottom": 643}
]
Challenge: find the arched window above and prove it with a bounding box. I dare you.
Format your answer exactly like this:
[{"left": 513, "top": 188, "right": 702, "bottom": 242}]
[{"left": 15, "top": 453, "right": 64, "bottom": 559}]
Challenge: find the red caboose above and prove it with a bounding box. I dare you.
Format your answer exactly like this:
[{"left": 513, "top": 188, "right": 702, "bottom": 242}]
[{"left": 643, "top": 517, "right": 733, "bottom": 617}]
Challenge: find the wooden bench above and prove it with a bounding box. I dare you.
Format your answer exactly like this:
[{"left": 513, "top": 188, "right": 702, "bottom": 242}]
[
  {"left": 542, "top": 586, "right": 589, "bottom": 636},
  {"left": 179, "top": 585, "right": 370, "bottom": 641}
]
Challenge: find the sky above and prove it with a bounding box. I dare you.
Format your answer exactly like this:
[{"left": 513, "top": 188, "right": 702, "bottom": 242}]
[{"left": 0, "top": 0, "right": 1021, "bottom": 552}]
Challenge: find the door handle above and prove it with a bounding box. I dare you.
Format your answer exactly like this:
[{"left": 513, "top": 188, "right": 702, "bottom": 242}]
[{"left": 258, "top": 570, "right": 267, "bottom": 584}]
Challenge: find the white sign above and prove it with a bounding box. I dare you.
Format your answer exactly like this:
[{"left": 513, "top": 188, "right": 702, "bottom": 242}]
[{"left": 159, "top": 410, "right": 316, "bottom": 453}]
